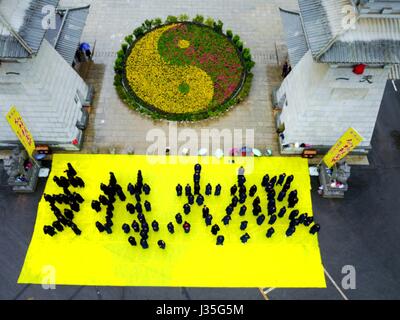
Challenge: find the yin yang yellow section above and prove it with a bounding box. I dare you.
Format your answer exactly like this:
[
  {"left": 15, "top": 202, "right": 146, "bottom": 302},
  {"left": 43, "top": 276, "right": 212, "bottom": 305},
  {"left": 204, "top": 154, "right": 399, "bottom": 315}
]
[{"left": 125, "top": 25, "right": 214, "bottom": 114}]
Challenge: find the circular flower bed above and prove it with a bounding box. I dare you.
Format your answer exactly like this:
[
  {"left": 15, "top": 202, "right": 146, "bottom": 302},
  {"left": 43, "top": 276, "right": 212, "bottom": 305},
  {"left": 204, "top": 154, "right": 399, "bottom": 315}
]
[{"left": 114, "top": 16, "right": 255, "bottom": 121}]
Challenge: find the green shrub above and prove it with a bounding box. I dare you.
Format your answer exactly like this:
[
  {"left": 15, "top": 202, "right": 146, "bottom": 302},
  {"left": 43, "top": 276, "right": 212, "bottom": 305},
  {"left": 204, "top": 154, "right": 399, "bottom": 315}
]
[
  {"left": 143, "top": 19, "right": 153, "bottom": 31},
  {"left": 245, "top": 60, "right": 256, "bottom": 72},
  {"left": 178, "top": 14, "right": 189, "bottom": 21},
  {"left": 133, "top": 26, "right": 144, "bottom": 38},
  {"left": 205, "top": 17, "right": 214, "bottom": 27},
  {"left": 121, "top": 43, "right": 128, "bottom": 53},
  {"left": 124, "top": 35, "right": 133, "bottom": 45},
  {"left": 233, "top": 35, "right": 240, "bottom": 44},
  {"left": 153, "top": 18, "right": 162, "bottom": 26},
  {"left": 192, "top": 14, "right": 204, "bottom": 24},
  {"left": 166, "top": 15, "right": 178, "bottom": 23},
  {"left": 117, "top": 49, "right": 125, "bottom": 59},
  {"left": 213, "top": 20, "right": 223, "bottom": 33},
  {"left": 226, "top": 30, "right": 233, "bottom": 39},
  {"left": 236, "top": 41, "right": 243, "bottom": 51}
]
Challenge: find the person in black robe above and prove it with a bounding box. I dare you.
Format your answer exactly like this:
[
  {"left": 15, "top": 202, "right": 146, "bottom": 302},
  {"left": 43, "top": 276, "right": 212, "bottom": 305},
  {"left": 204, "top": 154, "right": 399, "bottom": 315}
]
[
  {"left": 277, "top": 190, "right": 286, "bottom": 202},
  {"left": 116, "top": 188, "right": 126, "bottom": 201},
  {"left": 143, "top": 184, "right": 151, "bottom": 195},
  {"left": 70, "top": 201, "right": 80, "bottom": 212},
  {"left": 231, "top": 195, "right": 238, "bottom": 208},
  {"left": 253, "top": 196, "right": 260, "bottom": 206},
  {"left": 205, "top": 183, "right": 212, "bottom": 196},
  {"left": 194, "top": 163, "right": 202, "bottom": 173},
  {"left": 269, "top": 176, "right": 277, "bottom": 187},
  {"left": 239, "top": 193, "right": 247, "bottom": 204},
  {"left": 152, "top": 220, "right": 159, "bottom": 232},
  {"left": 140, "top": 238, "right": 149, "bottom": 249},
  {"left": 289, "top": 209, "right": 299, "bottom": 220},
  {"left": 286, "top": 175, "right": 294, "bottom": 184},
  {"left": 216, "top": 235, "right": 225, "bottom": 246},
  {"left": 304, "top": 216, "right": 314, "bottom": 227},
  {"left": 73, "top": 192, "right": 84, "bottom": 204},
  {"left": 128, "top": 236, "right": 137, "bottom": 246},
  {"left": 126, "top": 203, "right": 135, "bottom": 214},
  {"left": 51, "top": 204, "right": 61, "bottom": 216},
  {"left": 140, "top": 229, "right": 149, "bottom": 240},
  {"left": 240, "top": 233, "right": 250, "bottom": 244},
  {"left": 75, "top": 176, "right": 85, "bottom": 188},
  {"left": 222, "top": 215, "right": 231, "bottom": 226},
  {"left": 167, "top": 222, "right": 175, "bottom": 234},
  {"left": 52, "top": 221, "right": 64, "bottom": 232},
  {"left": 135, "top": 202, "right": 143, "bottom": 214},
  {"left": 205, "top": 214, "right": 213, "bottom": 226},
  {"left": 137, "top": 212, "right": 145, "bottom": 224},
  {"left": 127, "top": 183, "right": 135, "bottom": 195},
  {"left": 252, "top": 204, "right": 261, "bottom": 216},
  {"left": 237, "top": 175, "right": 246, "bottom": 187},
  {"left": 144, "top": 200, "right": 151, "bottom": 212},
  {"left": 267, "top": 203, "right": 276, "bottom": 215},
  {"left": 64, "top": 209, "right": 74, "bottom": 220},
  {"left": 211, "top": 224, "right": 220, "bottom": 235},
  {"left": 135, "top": 183, "right": 142, "bottom": 195},
  {"left": 240, "top": 220, "right": 248, "bottom": 231},
  {"left": 96, "top": 221, "right": 105, "bottom": 232},
  {"left": 257, "top": 214, "right": 266, "bottom": 225},
  {"left": 226, "top": 204, "right": 234, "bottom": 215},
  {"left": 230, "top": 185, "right": 238, "bottom": 196},
  {"left": 44, "top": 225, "right": 57, "bottom": 237},
  {"left": 131, "top": 220, "right": 140, "bottom": 232},
  {"left": 286, "top": 226, "right": 295, "bottom": 237},
  {"left": 187, "top": 194, "right": 194, "bottom": 205},
  {"left": 239, "top": 184, "right": 246, "bottom": 194},
  {"left": 237, "top": 205, "right": 246, "bottom": 216},
  {"left": 65, "top": 163, "right": 77, "bottom": 177},
  {"left": 214, "top": 184, "right": 221, "bottom": 196},
  {"left": 261, "top": 174, "right": 269, "bottom": 187},
  {"left": 267, "top": 189, "right": 276, "bottom": 200},
  {"left": 175, "top": 213, "right": 183, "bottom": 224},
  {"left": 92, "top": 200, "right": 101, "bottom": 212},
  {"left": 268, "top": 214, "right": 277, "bottom": 225},
  {"left": 57, "top": 214, "right": 68, "bottom": 227},
  {"left": 249, "top": 185, "right": 257, "bottom": 197},
  {"left": 278, "top": 207, "right": 286, "bottom": 218},
  {"left": 298, "top": 213, "right": 306, "bottom": 224},
  {"left": 158, "top": 240, "right": 166, "bottom": 249},
  {"left": 122, "top": 223, "right": 130, "bottom": 233},
  {"left": 288, "top": 196, "right": 299, "bottom": 209},
  {"left": 185, "top": 184, "right": 192, "bottom": 196},
  {"left": 183, "top": 203, "right": 191, "bottom": 215},
  {"left": 104, "top": 223, "right": 112, "bottom": 234},
  {"left": 183, "top": 221, "right": 191, "bottom": 233},
  {"left": 310, "top": 223, "right": 320, "bottom": 235},
  {"left": 99, "top": 195, "right": 109, "bottom": 206},
  {"left": 176, "top": 184, "right": 183, "bottom": 196},
  {"left": 194, "top": 183, "right": 200, "bottom": 195},
  {"left": 44, "top": 194, "right": 55, "bottom": 205},
  {"left": 109, "top": 172, "right": 117, "bottom": 186},
  {"left": 266, "top": 227, "right": 275, "bottom": 238},
  {"left": 196, "top": 194, "right": 204, "bottom": 206},
  {"left": 71, "top": 223, "right": 82, "bottom": 236},
  {"left": 134, "top": 193, "right": 141, "bottom": 203},
  {"left": 277, "top": 173, "right": 286, "bottom": 186},
  {"left": 105, "top": 216, "right": 113, "bottom": 227},
  {"left": 201, "top": 206, "right": 209, "bottom": 219},
  {"left": 193, "top": 172, "right": 200, "bottom": 185}
]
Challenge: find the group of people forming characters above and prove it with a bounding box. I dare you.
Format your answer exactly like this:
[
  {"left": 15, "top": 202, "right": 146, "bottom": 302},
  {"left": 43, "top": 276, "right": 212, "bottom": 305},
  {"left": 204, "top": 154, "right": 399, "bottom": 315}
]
[
  {"left": 43, "top": 163, "right": 85, "bottom": 237},
  {"left": 42, "top": 162, "right": 321, "bottom": 250}
]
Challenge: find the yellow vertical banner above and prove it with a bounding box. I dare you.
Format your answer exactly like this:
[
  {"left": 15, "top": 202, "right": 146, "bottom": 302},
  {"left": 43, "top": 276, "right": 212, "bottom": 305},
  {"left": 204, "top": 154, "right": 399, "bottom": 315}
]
[
  {"left": 6, "top": 106, "right": 36, "bottom": 157},
  {"left": 323, "top": 127, "right": 364, "bottom": 168}
]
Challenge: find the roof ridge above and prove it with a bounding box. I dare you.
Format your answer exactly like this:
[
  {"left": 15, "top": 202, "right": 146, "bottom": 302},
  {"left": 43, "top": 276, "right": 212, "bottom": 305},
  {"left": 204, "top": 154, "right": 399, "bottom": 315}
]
[{"left": 0, "top": 11, "right": 33, "bottom": 55}]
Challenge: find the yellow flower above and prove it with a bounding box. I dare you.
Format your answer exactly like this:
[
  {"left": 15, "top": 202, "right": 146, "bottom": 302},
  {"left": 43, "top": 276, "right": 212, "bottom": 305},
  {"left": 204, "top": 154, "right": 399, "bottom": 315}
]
[
  {"left": 125, "top": 24, "right": 214, "bottom": 114},
  {"left": 178, "top": 39, "right": 190, "bottom": 49}
]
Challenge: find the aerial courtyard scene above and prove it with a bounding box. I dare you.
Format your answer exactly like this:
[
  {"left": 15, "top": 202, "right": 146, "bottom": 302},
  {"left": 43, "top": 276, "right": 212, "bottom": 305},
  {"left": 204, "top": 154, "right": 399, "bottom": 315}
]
[{"left": 0, "top": 0, "right": 399, "bottom": 305}]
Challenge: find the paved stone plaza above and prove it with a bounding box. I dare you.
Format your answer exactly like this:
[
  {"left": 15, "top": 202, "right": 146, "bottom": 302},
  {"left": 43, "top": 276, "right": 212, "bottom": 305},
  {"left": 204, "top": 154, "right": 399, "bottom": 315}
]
[{"left": 60, "top": 0, "right": 299, "bottom": 155}]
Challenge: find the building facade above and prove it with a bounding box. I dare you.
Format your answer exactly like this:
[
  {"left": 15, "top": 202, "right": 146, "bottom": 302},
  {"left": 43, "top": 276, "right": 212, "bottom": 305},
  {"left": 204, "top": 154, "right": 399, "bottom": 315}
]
[
  {"left": 0, "top": 0, "right": 91, "bottom": 151},
  {"left": 276, "top": 0, "right": 400, "bottom": 154}
]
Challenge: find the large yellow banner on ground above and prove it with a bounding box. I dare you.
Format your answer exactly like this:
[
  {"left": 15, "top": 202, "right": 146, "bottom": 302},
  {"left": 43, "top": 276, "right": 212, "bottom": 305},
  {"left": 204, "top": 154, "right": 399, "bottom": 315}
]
[
  {"left": 323, "top": 128, "right": 363, "bottom": 168},
  {"left": 18, "top": 154, "right": 326, "bottom": 288},
  {"left": 6, "top": 106, "right": 35, "bottom": 157}
]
